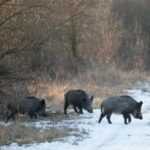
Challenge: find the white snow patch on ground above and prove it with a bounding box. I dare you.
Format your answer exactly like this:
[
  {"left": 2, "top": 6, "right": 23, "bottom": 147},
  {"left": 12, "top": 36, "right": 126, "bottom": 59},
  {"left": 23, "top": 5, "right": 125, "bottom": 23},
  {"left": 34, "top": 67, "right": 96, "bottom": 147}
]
[{"left": 1, "top": 83, "right": 150, "bottom": 150}]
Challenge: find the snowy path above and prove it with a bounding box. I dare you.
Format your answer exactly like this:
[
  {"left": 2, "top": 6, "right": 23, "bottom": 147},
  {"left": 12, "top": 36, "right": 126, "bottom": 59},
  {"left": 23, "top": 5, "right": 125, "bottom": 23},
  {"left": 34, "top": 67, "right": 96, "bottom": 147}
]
[{"left": 1, "top": 85, "right": 150, "bottom": 150}]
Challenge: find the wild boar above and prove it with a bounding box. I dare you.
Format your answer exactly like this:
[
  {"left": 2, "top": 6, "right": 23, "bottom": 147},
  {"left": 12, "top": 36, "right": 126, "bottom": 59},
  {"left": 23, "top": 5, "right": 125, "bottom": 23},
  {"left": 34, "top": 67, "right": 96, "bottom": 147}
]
[
  {"left": 5, "top": 96, "right": 46, "bottom": 122},
  {"left": 64, "top": 89, "right": 94, "bottom": 114},
  {"left": 98, "top": 95, "right": 143, "bottom": 124}
]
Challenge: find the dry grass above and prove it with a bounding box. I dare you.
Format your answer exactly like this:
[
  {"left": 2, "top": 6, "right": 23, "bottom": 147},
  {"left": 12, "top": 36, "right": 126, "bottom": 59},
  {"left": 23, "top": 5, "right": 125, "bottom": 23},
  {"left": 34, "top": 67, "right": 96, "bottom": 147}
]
[
  {"left": 0, "top": 111, "right": 83, "bottom": 145},
  {"left": 0, "top": 65, "right": 150, "bottom": 145},
  {"left": 27, "top": 65, "right": 150, "bottom": 111},
  {"left": 0, "top": 119, "right": 76, "bottom": 145}
]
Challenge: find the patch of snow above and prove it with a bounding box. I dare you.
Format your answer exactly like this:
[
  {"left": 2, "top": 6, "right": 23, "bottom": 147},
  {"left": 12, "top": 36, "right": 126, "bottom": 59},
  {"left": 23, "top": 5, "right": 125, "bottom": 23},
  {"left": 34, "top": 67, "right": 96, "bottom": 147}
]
[
  {"left": 0, "top": 121, "right": 12, "bottom": 127},
  {"left": 1, "top": 82, "right": 150, "bottom": 150}
]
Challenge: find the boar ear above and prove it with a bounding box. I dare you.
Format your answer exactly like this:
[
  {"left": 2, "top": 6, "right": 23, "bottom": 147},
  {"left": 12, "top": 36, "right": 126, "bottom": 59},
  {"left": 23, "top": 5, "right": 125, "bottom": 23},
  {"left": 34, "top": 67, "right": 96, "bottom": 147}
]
[
  {"left": 90, "top": 95, "right": 94, "bottom": 101},
  {"left": 139, "top": 101, "right": 143, "bottom": 107},
  {"left": 40, "top": 99, "right": 45, "bottom": 106}
]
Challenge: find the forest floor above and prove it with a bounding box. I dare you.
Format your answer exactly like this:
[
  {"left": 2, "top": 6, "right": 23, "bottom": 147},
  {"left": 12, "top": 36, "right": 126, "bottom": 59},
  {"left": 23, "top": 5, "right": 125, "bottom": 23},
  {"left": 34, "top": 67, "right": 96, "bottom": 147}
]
[{"left": 1, "top": 82, "right": 150, "bottom": 150}]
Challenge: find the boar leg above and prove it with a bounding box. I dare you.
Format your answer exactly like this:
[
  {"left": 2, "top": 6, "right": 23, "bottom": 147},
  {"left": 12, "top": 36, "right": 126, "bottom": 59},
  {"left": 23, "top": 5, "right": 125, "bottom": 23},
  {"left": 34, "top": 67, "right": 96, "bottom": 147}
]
[
  {"left": 5, "top": 112, "right": 16, "bottom": 123},
  {"left": 106, "top": 113, "right": 112, "bottom": 124},
  {"left": 5, "top": 115, "right": 11, "bottom": 123},
  {"left": 98, "top": 112, "right": 106, "bottom": 123},
  {"left": 78, "top": 106, "right": 83, "bottom": 114},
  {"left": 122, "top": 113, "right": 129, "bottom": 124},
  {"left": 73, "top": 106, "right": 79, "bottom": 113},
  {"left": 64, "top": 102, "right": 69, "bottom": 115},
  {"left": 32, "top": 113, "right": 37, "bottom": 119},
  {"left": 28, "top": 112, "right": 37, "bottom": 119},
  {"left": 127, "top": 114, "right": 131, "bottom": 123}
]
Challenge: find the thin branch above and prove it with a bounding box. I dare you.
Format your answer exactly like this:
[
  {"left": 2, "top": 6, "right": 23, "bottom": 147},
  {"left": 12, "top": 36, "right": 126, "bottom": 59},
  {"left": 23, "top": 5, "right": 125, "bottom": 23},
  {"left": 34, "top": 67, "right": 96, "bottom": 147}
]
[
  {"left": 0, "top": 4, "right": 52, "bottom": 27},
  {"left": 0, "top": 0, "right": 89, "bottom": 60},
  {"left": 0, "top": 48, "right": 18, "bottom": 59},
  {"left": 0, "top": 0, "right": 12, "bottom": 7}
]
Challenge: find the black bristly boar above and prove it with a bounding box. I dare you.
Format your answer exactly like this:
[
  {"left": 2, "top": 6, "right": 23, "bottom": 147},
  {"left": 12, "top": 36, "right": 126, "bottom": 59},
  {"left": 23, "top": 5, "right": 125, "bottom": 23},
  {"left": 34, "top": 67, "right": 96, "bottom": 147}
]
[
  {"left": 98, "top": 95, "right": 143, "bottom": 124},
  {"left": 5, "top": 96, "right": 46, "bottom": 122},
  {"left": 19, "top": 96, "right": 47, "bottom": 117},
  {"left": 64, "top": 89, "right": 94, "bottom": 114}
]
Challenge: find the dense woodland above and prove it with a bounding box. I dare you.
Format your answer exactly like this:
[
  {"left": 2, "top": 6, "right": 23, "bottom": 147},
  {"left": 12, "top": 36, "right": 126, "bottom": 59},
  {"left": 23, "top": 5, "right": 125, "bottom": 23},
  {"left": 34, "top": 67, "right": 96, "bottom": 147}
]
[{"left": 0, "top": 0, "right": 150, "bottom": 97}]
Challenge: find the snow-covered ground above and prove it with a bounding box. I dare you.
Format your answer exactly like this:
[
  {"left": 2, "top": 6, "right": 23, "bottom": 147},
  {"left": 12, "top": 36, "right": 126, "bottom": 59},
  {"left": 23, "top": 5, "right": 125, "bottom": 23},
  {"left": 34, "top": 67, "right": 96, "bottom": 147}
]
[{"left": 1, "top": 82, "right": 150, "bottom": 150}]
